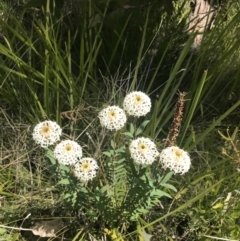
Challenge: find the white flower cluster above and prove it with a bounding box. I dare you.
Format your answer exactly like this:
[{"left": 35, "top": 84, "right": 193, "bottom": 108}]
[
  {"left": 98, "top": 91, "right": 151, "bottom": 130},
  {"left": 53, "top": 140, "right": 82, "bottom": 165},
  {"left": 98, "top": 106, "right": 127, "bottom": 131},
  {"left": 33, "top": 121, "right": 100, "bottom": 181},
  {"left": 32, "top": 90, "right": 191, "bottom": 187},
  {"left": 32, "top": 120, "right": 62, "bottom": 148},
  {"left": 129, "top": 137, "right": 159, "bottom": 165},
  {"left": 74, "top": 158, "right": 99, "bottom": 181},
  {"left": 159, "top": 146, "right": 191, "bottom": 175},
  {"left": 123, "top": 91, "right": 151, "bottom": 117}
]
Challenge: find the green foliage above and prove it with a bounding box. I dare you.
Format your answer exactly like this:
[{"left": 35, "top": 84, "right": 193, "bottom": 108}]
[
  {"left": 42, "top": 117, "right": 176, "bottom": 230},
  {"left": 1, "top": 0, "right": 240, "bottom": 240},
  {"left": 0, "top": 0, "right": 104, "bottom": 124}
]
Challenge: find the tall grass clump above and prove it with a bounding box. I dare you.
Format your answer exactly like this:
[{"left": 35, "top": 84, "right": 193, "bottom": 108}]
[{"left": 1, "top": 0, "right": 240, "bottom": 240}]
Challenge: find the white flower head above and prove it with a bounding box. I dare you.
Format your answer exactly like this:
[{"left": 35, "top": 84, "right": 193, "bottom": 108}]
[
  {"left": 54, "top": 140, "right": 82, "bottom": 165},
  {"left": 74, "top": 158, "right": 99, "bottom": 181},
  {"left": 129, "top": 137, "right": 159, "bottom": 165},
  {"left": 33, "top": 120, "right": 62, "bottom": 148},
  {"left": 159, "top": 146, "right": 191, "bottom": 174},
  {"left": 123, "top": 91, "right": 151, "bottom": 117},
  {"left": 98, "top": 105, "right": 127, "bottom": 131}
]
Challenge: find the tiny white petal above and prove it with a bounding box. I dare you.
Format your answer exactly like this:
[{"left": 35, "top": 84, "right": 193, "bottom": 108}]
[
  {"left": 33, "top": 120, "right": 62, "bottom": 148},
  {"left": 123, "top": 91, "right": 151, "bottom": 117},
  {"left": 129, "top": 137, "right": 159, "bottom": 165},
  {"left": 54, "top": 140, "right": 82, "bottom": 165},
  {"left": 98, "top": 106, "right": 127, "bottom": 131},
  {"left": 159, "top": 146, "right": 191, "bottom": 174},
  {"left": 74, "top": 158, "right": 99, "bottom": 181}
]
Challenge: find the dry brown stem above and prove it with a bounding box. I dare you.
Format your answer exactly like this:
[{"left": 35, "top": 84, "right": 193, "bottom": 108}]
[{"left": 167, "top": 91, "right": 187, "bottom": 147}]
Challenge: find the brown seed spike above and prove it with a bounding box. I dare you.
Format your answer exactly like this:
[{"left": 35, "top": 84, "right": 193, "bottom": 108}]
[{"left": 167, "top": 91, "right": 187, "bottom": 147}]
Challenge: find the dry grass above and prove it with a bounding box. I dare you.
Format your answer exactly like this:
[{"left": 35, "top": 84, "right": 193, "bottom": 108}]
[{"left": 0, "top": 108, "right": 63, "bottom": 237}]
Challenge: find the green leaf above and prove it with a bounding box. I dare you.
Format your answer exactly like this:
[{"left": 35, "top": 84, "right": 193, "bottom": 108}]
[
  {"left": 136, "top": 120, "right": 150, "bottom": 136},
  {"left": 57, "top": 179, "right": 70, "bottom": 185},
  {"left": 59, "top": 164, "right": 70, "bottom": 172},
  {"left": 142, "top": 228, "right": 153, "bottom": 241},
  {"left": 152, "top": 189, "right": 172, "bottom": 199},
  {"left": 160, "top": 171, "right": 174, "bottom": 184},
  {"left": 111, "top": 139, "right": 115, "bottom": 149},
  {"left": 115, "top": 145, "right": 126, "bottom": 153},
  {"left": 0, "top": 228, "right": 6, "bottom": 235},
  {"left": 100, "top": 185, "right": 110, "bottom": 193},
  {"left": 160, "top": 183, "right": 177, "bottom": 192},
  {"left": 64, "top": 193, "right": 72, "bottom": 199},
  {"left": 103, "top": 151, "right": 112, "bottom": 157},
  {"left": 130, "top": 123, "right": 134, "bottom": 135},
  {"left": 122, "top": 132, "right": 134, "bottom": 138},
  {"left": 78, "top": 186, "right": 88, "bottom": 193},
  {"left": 46, "top": 148, "right": 56, "bottom": 165}
]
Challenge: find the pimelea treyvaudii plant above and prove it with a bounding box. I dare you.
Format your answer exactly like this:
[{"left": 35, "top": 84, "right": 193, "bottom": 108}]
[
  {"left": 123, "top": 91, "right": 151, "bottom": 117},
  {"left": 32, "top": 120, "right": 62, "bottom": 148},
  {"left": 73, "top": 158, "right": 99, "bottom": 182},
  {"left": 54, "top": 140, "right": 82, "bottom": 165},
  {"left": 98, "top": 105, "right": 127, "bottom": 131},
  {"left": 159, "top": 146, "right": 191, "bottom": 174},
  {"left": 32, "top": 91, "right": 191, "bottom": 239},
  {"left": 129, "top": 137, "right": 159, "bottom": 165}
]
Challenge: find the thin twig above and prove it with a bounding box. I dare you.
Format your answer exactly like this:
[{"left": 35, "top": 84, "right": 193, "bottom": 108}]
[{"left": 0, "top": 224, "right": 32, "bottom": 232}]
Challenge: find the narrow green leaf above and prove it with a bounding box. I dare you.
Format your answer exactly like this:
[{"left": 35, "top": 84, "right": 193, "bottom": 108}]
[
  {"left": 188, "top": 99, "right": 240, "bottom": 150},
  {"left": 46, "top": 148, "right": 56, "bottom": 165},
  {"left": 131, "top": 7, "right": 150, "bottom": 89},
  {"left": 179, "top": 70, "right": 208, "bottom": 145},
  {"left": 115, "top": 146, "right": 126, "bottom": 153},
  {"left": 231, "top": 127, "right": 239, "bottom": 140},
  {"left": 100, "top": 185, "right": 110, "bottom": 193},
  {"left": 122, "top": 132, "right": 134, "bottom": 138},
  {"left": 160, "top": 171, "right": 174, "bottom": 184},
  {"left": 103, "top": 151, "right": 112, "bottom": 157},
  {"left": 130, "top": 123, "right": 134, "bottom": 135},
  {"left": 111, "top": 139, "right": 115, "bottom": 149},
  {"left": 57, "top": 179, "right": 70, "bottom": 185},
  {"left": 64, "top": 193, "right": 72, "bottom": 199},
  {"left": 59, "top": 164, "right": 70, "bottom": 172},
  {"left": 218, "top": 130, "right": 231, "bottom": 141},
  {"left": 152, "top": 189, "right": 172, "bottom": 199},
  {"left": 136, "top": 120, "right": 150, "bottom": 136},
  {"left": 160, "top": 183, "right": 177, "bottom": 192}
]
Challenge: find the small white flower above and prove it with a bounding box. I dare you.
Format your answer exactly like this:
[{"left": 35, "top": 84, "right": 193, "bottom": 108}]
[
  {"left": 159, "top": 146, "right": 191, "bottom": 174},
  {"left": 33, "top": 120, "right": 62, "bottom": 148},
  {"left": 74, "top": 158, "right": 99, "bottom": 181},
  {"left": 129, "top": 137, "right": 159, "bottom": 165},
  {"left": 98, "top": 106, "right": 127, "bottom": 131},
  {"left": 123, "top": 91, "right": 151, "bottom": 117},
  {"left": 54, "top": 140, "right": 82, "bottom": 165}
]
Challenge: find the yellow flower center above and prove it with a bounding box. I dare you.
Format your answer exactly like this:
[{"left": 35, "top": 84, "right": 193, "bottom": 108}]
[
  {"left": 64, "top": 144, "right": 73, "bottom": 152},
  {"left": 81, "top": 162, "right": 91, "bottom": 172},
  {"left": 138, "top": 143, "right": 148, "bottom": 153},
  {"left": 40, "top": 125, "right": 52, "bottom": 138},
  {"left": 108, "top": 110, "right": 117, "bottom": 120},
  {"left": 174, "top": 148, "right": 183, "bottom": 161},
  {"left": 134, "top": 95, "right": 143, "bottom": 105}
]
